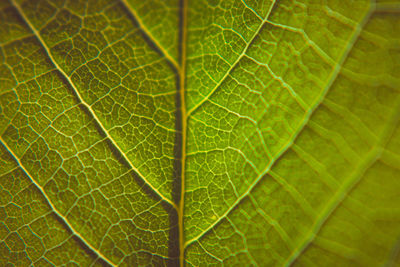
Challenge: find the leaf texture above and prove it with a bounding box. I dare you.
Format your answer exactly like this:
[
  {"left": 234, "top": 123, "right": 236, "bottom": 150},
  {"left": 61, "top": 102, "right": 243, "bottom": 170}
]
[{"left": 0, "top": 0, "right": 399, "bottom": 266}]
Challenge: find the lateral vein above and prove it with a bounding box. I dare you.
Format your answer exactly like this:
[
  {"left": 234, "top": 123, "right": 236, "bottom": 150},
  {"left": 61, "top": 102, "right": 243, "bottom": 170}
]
[
  {"left": 10, "top": 0, "right": 178, "bottom": 210},
  {"left": 285, "top": 95, "right": 400, "bottom": 266},
  {"left": 184, "top": 1, "right": 374, "bottom": 248},
  {"left": 0, "top": 137, "right": 116, "bottom": 267},
  {"left": 119, "top": 0, "right": 180, "bottom": 71},
  {"left": 186, "top": 0, "right": 277, "bottom": 116}
]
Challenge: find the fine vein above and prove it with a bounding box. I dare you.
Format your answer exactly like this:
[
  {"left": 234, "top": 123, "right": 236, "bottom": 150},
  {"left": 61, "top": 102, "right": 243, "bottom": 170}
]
[
  {"left": 0, "top": 137, "right": 116, "bottom": 267},
  {"left": 285, "top": 95, "right": 400, "bottom": 266},
  {"left": 187, "top": 0, "right": 276, "bottom": 116},
  {"left": 184, "top": 0, "right": 374, "bottom": 248},
  {"left": 120, "top": 0, "right": 180, "bottom": 70},
  {"left": 11, "top": 0, "right": 177, "bottom": 210}
]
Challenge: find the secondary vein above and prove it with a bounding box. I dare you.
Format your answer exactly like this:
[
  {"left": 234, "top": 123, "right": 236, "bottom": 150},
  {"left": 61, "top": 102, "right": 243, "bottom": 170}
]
[
  {"left": 11, "top": 0, "right": 178, "bottom": 210},
  {"left": 186, "top": 0, "right": 277, "bottom": 117},
  {"left": 184, "top": 0, "right": 374, "bottom": 249},
  {"left": 0, "top": 137, "right": 116, "bottom": 267},
  {"left": 119, "top": 0, "right": 180, "bottom": 70}
]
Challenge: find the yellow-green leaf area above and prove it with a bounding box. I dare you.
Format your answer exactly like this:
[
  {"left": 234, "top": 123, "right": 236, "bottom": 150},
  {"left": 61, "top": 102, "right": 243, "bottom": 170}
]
[{"left": 0, "top": 0, "right": 399, "bottom": 266}]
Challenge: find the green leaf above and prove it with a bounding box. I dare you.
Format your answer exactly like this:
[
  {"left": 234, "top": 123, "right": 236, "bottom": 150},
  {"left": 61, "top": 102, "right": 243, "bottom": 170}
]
[{"left": 0, "top": 0, "right": 399, "bottom": 266}]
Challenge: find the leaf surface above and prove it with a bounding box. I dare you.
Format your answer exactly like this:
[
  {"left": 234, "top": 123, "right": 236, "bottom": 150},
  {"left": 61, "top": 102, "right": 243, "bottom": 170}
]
[{"left": 0, "top": 0, "right": 399, "bottom": 266}]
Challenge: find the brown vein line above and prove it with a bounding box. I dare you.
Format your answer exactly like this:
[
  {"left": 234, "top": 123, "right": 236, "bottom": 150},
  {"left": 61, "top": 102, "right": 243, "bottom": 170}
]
[
  {"left": 119, "top": 0, "right": 180, "bottom": 71},
  {"left": 285, "top": 95, "right": 400, "bottom": 266},
  {"left": 177, "top": 0, "right": 188, "bottom": 265},
  {"left": 0, "top": 137, "right": 115, "bottom": 267},
  {"left": 10, "top": 0, "right": 177, "bottom": 210},
  {"left": 184, "top": 2, "right": 374, "bottom": 249},
  {"left": 186, "top": 0, "right": 277, "bottom": 116}
]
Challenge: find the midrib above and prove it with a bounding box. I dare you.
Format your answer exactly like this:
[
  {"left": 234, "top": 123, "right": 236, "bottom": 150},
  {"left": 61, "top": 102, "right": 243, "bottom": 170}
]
[
  {"left": 177, "top": 0, "right": 188, "bottom": 265},
  {"left": 11, "top": 0, "right": 187, "bottom": 265},
  {"left": 11, "top": 0, "right": 190, "bottom": 264}
]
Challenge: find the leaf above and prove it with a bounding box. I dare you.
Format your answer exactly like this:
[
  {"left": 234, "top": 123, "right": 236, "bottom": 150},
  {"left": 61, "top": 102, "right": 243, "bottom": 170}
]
[{"left": 0, "top": 0, "right": 399, "bottom": 266}]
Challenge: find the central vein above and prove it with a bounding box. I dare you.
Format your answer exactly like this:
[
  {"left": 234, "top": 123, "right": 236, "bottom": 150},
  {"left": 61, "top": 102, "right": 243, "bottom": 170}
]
[{"left": 177, "top": 0, "right": 188, "bottom": 265}]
